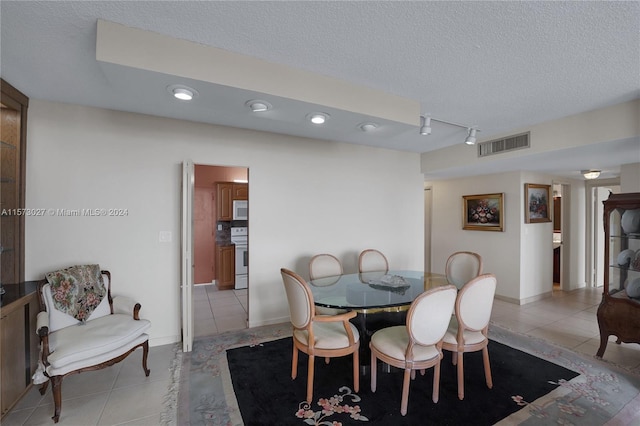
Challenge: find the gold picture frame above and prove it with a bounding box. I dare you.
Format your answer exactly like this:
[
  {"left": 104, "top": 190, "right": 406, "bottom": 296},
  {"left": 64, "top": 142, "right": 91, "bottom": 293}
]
[
  {"left": 524, "top": 183, "right": 551, "bottom": 223},
  {"left": 462, "top": 193, "right": 504, "bottom": 231}
]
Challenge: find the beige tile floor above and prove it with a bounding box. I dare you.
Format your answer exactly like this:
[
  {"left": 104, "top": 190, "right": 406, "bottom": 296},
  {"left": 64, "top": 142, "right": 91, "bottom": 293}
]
[
  {"left": 193, "top": 284, "right": 248, "bottom": 337},
  {"left": 2, "top": 343, "right": 176, "bottom": 425},
  {"left": 4, "top": 286, "right": 639, "bottom": 425}
]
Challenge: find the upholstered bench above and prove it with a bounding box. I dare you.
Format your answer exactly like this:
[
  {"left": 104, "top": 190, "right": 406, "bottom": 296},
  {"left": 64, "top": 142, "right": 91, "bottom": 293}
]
[{"left": 34, "top": 267, "right": 150, "bottom": 423}]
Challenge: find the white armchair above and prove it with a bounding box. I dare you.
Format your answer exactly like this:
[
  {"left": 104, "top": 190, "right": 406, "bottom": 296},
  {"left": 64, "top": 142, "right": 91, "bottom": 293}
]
[{"left": 34, "top": 267, "right": 151, "bottom": 423}]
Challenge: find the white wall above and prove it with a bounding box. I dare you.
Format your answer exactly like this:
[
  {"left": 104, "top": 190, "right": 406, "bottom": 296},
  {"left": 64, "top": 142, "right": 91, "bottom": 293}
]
[
  {"left": 25, "top": 100, "right": 425, "bottom": 345},
  {"left": 620, "top": 162, "right": 640, "bottom": 193},
  {"left": 428, "top": 171, "right": 522, "bottom": 301},
  {"left": 429, "top": 170, "right": 587, "bottom": 304}
]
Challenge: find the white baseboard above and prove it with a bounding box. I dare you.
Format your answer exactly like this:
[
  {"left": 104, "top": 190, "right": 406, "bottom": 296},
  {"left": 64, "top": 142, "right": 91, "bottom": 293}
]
[{"left": 248, "top": 317, "right": 289, "bottom": 328}]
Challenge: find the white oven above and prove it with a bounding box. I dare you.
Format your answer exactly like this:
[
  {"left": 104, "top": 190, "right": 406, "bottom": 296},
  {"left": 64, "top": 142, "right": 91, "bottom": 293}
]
[
  {"left": 230, "top": 227, "right": 248, "bottom": 289},
  {"left": 233, "top": 200, "right": 248, "bottom": 220}
]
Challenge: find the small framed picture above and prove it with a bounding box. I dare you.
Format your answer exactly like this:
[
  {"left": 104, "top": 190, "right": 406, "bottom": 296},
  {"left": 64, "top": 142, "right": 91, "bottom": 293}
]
[
  {"left": 462, "top": 193, "right": 504, "bottom": 231},
  {"left": 524, "top": 183, "right": 551, "bottom": 223}
]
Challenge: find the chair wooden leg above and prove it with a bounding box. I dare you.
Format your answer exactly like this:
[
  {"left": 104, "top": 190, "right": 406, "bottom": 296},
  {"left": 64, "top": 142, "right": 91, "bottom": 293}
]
[
  {"left": 38, "top": 380, "right": 49, "bottom": 395},
  {"left": 432, "top": 362, "right": 441, "bottom": 403},
  {"left": 370, "top": 351, "right": 377, "bottom": 392},
  {"left": 353, "top": 350, "right": 359, "bottom": 393},
  {"left": 142, "top": 340, "right": 151, "bottom": 376},
  {"left": 482, "top": 346, "right": 493, "bottom": 389},
  {"left": 306, "top": 355, "right": 315, "bottom": 403},
  {"left": 291, "top": 344, "right": 298, "bottom": 379},
  {"left": 400, "top": 369, "right": 411, "bottom": 416},
  {"left": 50, "top": 375, "right": 63, "bottom": 423},
  {"left": 457, "top": 353, "right": 465, "bottom": 400}
]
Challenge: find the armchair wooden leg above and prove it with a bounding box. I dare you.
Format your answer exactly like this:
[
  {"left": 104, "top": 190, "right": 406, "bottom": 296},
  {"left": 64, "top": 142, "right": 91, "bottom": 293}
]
[
  {"left": 51, "top": 375, "right": 63, "bottom": 423},
  {"left": 370, "top": 351, "right": 377, "bottom": 392},
  {"left": 400, "top": 369, "right": 411, "bottom": 416},
  {"left": 291, "top": 345, "right": 299, "bottom": 380},
  {"left": 457, "top": 353, "right": 465, "bottom": 400},
  {"left": 482, "top": 346, "right": 493, "bottom": 389},
  {"left": 352, "top": 350, "right": 359, "bottom": 393},
  {"left": 142, "top": 340, "right": 151, "bottom": 376},
  {"left": 432, "top": 362, "right": 441, "bottom": 403},
  {"left": 38, "top": 380, "right": 49, "bottom": 395},
  {"left": 306, "top": 355, "right": 315, "bottom": 403}
]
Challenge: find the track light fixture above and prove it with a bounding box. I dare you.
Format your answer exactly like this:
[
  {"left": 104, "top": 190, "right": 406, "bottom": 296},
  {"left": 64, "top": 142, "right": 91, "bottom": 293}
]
[
  {"left": 419, "top": 115, "right": 480, "bottom": 145},
  {"left": 465, "top": 128, "right": 477, "bottom": 145},
  {"left": 420, "top": 115, "right": 432, "bottom": 135}
]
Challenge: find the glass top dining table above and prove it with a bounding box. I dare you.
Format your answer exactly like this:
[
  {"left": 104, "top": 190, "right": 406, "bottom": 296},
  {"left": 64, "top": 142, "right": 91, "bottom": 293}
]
[{"left": 309, "top": 270, "right": 449, "bottom": 313}]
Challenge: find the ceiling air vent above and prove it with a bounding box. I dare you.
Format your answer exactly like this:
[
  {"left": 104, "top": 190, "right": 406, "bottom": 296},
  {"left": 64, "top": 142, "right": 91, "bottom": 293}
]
[{"left": 478, "top": 132, "right": 530, "bottom": 157}]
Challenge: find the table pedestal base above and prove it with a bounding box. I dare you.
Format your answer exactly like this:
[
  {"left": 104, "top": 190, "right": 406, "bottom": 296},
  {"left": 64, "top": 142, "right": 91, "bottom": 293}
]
[{"left": 351, "top": 309, "right": 408, "bottom": 375}]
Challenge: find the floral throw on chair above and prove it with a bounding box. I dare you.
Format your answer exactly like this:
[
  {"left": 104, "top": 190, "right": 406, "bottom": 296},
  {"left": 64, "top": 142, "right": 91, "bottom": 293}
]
[{"left": 45, "top": 264, "right": 107, "bottom": 322}]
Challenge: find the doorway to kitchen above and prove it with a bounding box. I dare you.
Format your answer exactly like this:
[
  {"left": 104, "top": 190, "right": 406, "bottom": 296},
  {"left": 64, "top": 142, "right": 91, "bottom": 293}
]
[{"left": 193, "top": 164, "right": 249, "bottom": 337}]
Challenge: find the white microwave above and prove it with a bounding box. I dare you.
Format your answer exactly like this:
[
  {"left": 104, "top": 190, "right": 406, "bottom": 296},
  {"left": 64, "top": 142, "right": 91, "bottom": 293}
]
[{"left": 233, "top": 200, "right": 248, "bottom": 220}]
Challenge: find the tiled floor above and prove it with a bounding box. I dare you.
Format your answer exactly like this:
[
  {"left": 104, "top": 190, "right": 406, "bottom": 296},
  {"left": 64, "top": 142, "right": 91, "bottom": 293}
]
[
  {"left": 193, "top": 284, "right": 248, "bottom": 337},
  {"left": 491, "top": 286, "right": 640, "bottom": 371},
  {"left": 4, "top": 286, "right": 640, "bottom": 425},
  {"left": 2, "top": 343, "right": 176, "bottom": 425}
]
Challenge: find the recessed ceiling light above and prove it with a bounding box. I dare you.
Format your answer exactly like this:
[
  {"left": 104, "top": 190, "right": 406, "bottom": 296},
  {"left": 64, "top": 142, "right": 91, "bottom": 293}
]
[
  {"left": 167, "top": 84, "right": 198, "bottom": 101},
  {"left": 245, "top": 100, "right": 272, "bottom": 112},
  {"left": 308, "top": 113, "right": 330, "bottom": 124},
  {"left": 359, "top": 122, "right": 379, "bottom": 132}
]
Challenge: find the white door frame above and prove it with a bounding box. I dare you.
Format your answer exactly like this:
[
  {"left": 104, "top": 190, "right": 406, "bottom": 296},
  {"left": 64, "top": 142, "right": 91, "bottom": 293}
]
[
  {"left": 181, "top": 160, "right": 195, "bottom": 352},
  {"left": 424, "top": 186, "right": 432, "bottom": 272},
  {"left": 585, "top": 178, "right": 620, "bottom": 287}
]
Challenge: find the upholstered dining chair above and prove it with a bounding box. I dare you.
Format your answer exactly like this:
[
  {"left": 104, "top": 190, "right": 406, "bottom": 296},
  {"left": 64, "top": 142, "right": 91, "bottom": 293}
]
[
  {"left": 445, "top": 251, "right": 483, "bottom": 289},
  {"left": 442, "top": 273, "right": 497, "bottom": 400},
  {"left": 369, "top": 285, "right": 457, "bottom": 416},
  {"left": 309, "top": 254, "right": 347, "bottom": 315},
  {"left": 358, "top": 249, "right": 389, "bottom": 273},
  {"left": 280, "top": 268, "right": 360, "bottom": 403}
]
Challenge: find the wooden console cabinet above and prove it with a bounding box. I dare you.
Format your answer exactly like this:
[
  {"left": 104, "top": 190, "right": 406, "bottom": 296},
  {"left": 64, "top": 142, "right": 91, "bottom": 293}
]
[
  {"left": 596, "top": 192, "right": 640, "bottom": 358},
  {"left": 1, "top": 286, "right": 38, "bottom": 418}
]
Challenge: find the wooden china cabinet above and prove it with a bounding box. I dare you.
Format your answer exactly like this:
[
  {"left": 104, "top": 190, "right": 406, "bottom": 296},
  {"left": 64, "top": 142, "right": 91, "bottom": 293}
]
[
  {"left": 596, "top": 192, "right": 640, "bottom": 359},
  {"left": 1, "top": 79, "right": 37, "bottom": 419}
]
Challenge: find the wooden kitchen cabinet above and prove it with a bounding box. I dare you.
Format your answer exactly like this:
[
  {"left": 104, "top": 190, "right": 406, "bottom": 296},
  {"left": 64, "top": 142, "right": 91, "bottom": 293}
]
[
  {"left": 216, "top": 245, "right": 235, "bottom": 290},
  {"left": 232, "top": 183, "right": 248, "bottom": 200},
  {"left": 1, "top": 289, "right": 38, "bottom": 418},
  {"left": 216, "top": 182, "right": 233, "bottom": 221},
  {"left": 216, "top": 182, "right": 248, "bottom": 220},
  {"left": 596, "top": 192, "right": 640, "bottom": 359}
]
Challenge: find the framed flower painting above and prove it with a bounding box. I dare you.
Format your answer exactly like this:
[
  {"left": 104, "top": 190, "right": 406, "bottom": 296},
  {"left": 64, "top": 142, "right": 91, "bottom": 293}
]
[
  {"left": 525, "top": 183, "right": 551, "bottom": 223},
  {"left": 462, "top": 193, "right": 504, "bottom": 231}
]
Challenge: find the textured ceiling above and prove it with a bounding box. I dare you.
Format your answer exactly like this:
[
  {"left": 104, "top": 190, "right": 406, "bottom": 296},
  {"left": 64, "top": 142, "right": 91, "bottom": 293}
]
[{"left": 1, "top": 1, "right": 639, "bottom": 180}]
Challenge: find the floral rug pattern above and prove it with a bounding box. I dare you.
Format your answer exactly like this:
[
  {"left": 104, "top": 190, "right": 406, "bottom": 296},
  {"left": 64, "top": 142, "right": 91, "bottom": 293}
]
[
  {"left": 296, "top": 386, "right": 368, "bottom": 425},
  {"left": 164, "top": 323, "right": 640, "bottom": 425}
]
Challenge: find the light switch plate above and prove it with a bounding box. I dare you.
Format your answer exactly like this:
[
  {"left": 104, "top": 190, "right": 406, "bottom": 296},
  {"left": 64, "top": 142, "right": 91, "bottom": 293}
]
[{"left": 159, "top": 231, "right": 172, "bottom": 242}]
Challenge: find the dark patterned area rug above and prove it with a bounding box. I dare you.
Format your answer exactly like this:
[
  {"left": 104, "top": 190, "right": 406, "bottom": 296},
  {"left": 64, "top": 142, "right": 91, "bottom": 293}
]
[
  {"left": 227, "top": 338, "right": 578, "bottom": 425},
  {"left": 174, "top": 323, "right": 640, "bottom": 425}
]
